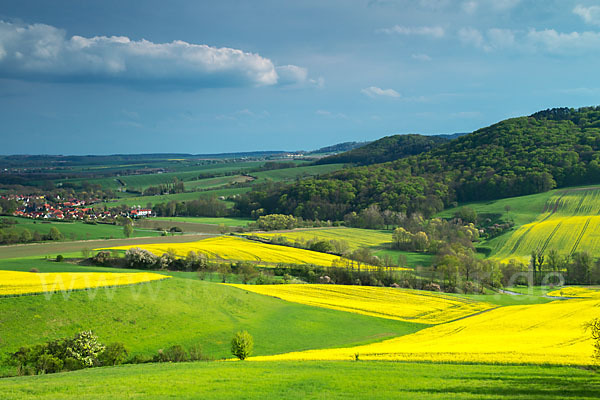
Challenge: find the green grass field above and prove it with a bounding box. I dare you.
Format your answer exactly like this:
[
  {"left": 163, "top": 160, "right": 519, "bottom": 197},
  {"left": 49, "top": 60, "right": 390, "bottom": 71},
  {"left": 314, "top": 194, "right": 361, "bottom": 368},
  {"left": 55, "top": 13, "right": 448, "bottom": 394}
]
[
  {"left": 0, "top": 276, "right": 423, "bottom": 375},
  {"left": 1, "top": 361, "right": 598, "bottom": 399},
  {"left": 1, "top": 217, "right": 159, "bottom": 241},
  {"left": 246, "top": 227, "right": 433, "bottom": 267},
  {"left": 95, "top": 187, "right": 250, "bottom": 208},
  {"left": 251, "top": 163, "right": 345, "bottom": 182},
  {"left": 64, "top": 161, "right": 267, "bottom": 190},
  {"left": 152, "top": 216, "right": 253, "bottom": 227},
  {"left": 437, "top": 190, "right": 555, "bottom": 228},
  {"left": 183, "top": 175, "right": 251, "bottom": 190}
]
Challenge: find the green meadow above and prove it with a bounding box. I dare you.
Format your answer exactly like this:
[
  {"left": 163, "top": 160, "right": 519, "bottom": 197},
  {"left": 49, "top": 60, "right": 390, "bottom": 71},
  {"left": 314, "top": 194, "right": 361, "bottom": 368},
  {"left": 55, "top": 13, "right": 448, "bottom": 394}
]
[
  {"left": 1, "top": 361, "right": 598, "bottom": 399},
  {"left": 0, "top": 276, "right": 422, "bottom": 375},
  {"left": 1, "top": 217, "right": 159, "bottom": 241}
]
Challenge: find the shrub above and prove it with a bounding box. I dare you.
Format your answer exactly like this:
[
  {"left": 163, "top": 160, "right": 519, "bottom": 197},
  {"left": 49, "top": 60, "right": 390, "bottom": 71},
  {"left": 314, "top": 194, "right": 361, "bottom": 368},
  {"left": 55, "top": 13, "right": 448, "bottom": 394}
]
[
  {"left": 10, "top": 331, "right": 105, "bottom": 375},
  {"left": 92, "top": 251, "right": 112, "bottom": 266},
  {"left": 164, "top": 345, "right": 189, "bottom": 362},
  {"left": 125, "top": 247, "right": 158, "bottom": 269},
  {"left": 308, "top": 240, "right": 334, "bottom": 253},
  {"left": 36, "top": 354, "right": 63, "bottom": 374},
  {"left": 55, "top": 254, "right": 64, "bottom": 262},
  {"left": 99, "top": 342, "right": 129, "bottom": 366},
  {"left": 231, "top": 331, "right": 254, "bottom": 360},
  {"left": 155, "top": 345, "right": 189, "bottom": 363},
  {"left": 189, "top": 344, "right": 209, "bottom": 361},
  {"left": 66, "top": 331, "right": 105, "bottom": 367}
]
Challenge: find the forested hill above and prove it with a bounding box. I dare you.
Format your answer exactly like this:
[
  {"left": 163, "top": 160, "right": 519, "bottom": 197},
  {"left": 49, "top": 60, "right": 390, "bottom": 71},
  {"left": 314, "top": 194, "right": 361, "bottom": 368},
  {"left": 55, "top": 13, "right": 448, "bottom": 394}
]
[
  {"left": 234, "top": 106, "right": 600, "bottom": 221},
  {"left": 315, "top": 134, "right": 450, "bottom": 165}
]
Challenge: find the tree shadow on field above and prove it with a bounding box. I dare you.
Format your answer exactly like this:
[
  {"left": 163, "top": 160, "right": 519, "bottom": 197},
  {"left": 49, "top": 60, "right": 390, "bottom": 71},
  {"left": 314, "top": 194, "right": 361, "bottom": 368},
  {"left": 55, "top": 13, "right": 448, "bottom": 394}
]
[{"left": 412, "top": 373, "right": 600, "bottom": 399}]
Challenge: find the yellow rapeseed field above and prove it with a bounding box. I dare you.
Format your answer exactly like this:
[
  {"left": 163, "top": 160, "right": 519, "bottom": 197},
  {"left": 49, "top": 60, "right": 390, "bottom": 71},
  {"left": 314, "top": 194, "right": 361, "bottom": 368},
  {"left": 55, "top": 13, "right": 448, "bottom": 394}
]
[
  {"left": 494, "top": 188, "right": 600, "bottom": 262},
  {"left": 101, "top": 236, "right": 402, "bottom": 269},
  {"left": 547, "top": 286, "right": 600, "bottom": 298},
  {"left": 0, "top": 270, "right": 168, "bottom": 296},
  {"left": 227, "top": 284, "right": 495, "bottom": 324},
  {"left": 249, "top": 298, "right": 599, "bottom": 365},
  {"left": 244, "top": 227, "right": 393, "bottom": 251}
]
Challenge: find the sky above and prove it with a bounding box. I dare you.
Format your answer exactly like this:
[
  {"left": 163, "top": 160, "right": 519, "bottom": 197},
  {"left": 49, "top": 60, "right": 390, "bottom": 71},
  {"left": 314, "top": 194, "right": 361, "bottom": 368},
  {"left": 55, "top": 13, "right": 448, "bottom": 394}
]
[{"left": 0, "top": 0, "right": 599, "bottom": 155}]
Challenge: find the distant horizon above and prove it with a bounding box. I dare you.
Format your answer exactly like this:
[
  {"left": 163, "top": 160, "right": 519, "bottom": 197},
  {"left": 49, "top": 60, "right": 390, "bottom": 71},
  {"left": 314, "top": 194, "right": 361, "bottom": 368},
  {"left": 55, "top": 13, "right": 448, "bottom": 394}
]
[
  {"left": 0, "top": 131, "right": 467, "bottom": 157},
  {"left": 1, "top": 1, "right": 599, "bottom": 154}
]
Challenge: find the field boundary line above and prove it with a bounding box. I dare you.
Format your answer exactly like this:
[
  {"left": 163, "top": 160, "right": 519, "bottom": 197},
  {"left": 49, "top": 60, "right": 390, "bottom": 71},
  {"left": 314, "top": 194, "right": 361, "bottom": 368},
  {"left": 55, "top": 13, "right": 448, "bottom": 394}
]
[
  {"left": 540, "top": 221, "right": 562, "bottom": 254},
  {"left": 570, "top": 217, "right": 591, "bottom": 255},
  {"left": 508, "top": 225, "right": 535, "bottom": 255}
]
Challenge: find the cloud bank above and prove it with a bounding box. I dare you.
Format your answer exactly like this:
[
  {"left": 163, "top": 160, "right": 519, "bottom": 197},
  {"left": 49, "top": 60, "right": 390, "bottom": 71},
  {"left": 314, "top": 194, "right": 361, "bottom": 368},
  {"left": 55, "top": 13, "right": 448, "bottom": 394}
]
[{"left": 0, "top": 20, "right": 309, "bottom": 88}]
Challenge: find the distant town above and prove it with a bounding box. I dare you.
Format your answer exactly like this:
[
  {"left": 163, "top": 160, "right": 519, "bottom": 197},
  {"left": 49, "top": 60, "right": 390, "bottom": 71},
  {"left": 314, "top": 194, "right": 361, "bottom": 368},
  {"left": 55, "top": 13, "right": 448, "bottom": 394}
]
[{"left": 4, "top": 194, "right": 152, "bottom": 221}]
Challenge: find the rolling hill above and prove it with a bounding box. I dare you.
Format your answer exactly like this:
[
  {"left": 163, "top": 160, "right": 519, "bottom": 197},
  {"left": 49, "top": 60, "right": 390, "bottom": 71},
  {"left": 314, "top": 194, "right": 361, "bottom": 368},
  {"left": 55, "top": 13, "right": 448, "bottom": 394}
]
[
  {"left": 235, "top": 106, "right": 600, "bottom": 221},
  {"left": 315, "top": 133, "right": 452, "bottom": 165}
]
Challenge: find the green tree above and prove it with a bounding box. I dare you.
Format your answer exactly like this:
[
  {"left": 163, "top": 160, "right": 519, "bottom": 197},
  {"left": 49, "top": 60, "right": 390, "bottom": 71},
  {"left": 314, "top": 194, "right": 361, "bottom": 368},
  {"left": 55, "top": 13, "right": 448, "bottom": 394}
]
[
  {"left": 47, "top": 227, "right": 63, "bottom": 241},
  {"left": 99, "top": 342, "right": 128, "bottom": 366},
  {"left": 123, "top": 224, "right": 133, "bottom": 238},
  {"left": 231, "top": 331, "right": 254, "bottom": 360},
  {"left": 454, "top": 207, "right": 477, "bottom": 224},
  {"left": 67, "top": 331, "right": 106, "bottom": 367},
  {"left": 585, "top": 318, "right": 600, "bottom": 361},
  {"left": 238, "top": 262, "right": 258, "bottom": 284},
  {"left": 19, "top": 229, "right": 33, "bottom": 243}
]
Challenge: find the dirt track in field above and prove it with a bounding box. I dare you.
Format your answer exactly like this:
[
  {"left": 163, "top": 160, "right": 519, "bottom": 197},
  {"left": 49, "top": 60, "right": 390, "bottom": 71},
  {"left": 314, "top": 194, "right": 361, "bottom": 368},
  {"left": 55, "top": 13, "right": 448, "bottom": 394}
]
[{"left": 0, "top": 234, "right": 215, "bottom": 259}]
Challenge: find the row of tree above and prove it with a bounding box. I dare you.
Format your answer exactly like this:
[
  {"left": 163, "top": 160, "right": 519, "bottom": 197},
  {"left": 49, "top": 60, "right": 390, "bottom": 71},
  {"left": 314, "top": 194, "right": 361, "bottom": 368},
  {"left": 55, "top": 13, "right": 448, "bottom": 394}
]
[{"left": 0, "top": 226, "right": 63, "bottom": 245}]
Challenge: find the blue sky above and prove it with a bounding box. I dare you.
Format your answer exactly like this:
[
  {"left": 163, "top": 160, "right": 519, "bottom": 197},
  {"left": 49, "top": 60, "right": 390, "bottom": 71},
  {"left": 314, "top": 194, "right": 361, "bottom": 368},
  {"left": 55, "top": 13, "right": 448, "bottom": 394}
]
[{"left": 1, "top": 0, "right": 599, "bottom": 155}]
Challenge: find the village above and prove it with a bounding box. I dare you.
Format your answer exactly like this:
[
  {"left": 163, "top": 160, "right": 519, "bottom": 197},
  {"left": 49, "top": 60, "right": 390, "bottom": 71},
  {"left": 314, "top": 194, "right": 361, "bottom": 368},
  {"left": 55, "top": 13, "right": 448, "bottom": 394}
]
[{"left": 2, "top": 194, "right": 153, "bottom": 221}]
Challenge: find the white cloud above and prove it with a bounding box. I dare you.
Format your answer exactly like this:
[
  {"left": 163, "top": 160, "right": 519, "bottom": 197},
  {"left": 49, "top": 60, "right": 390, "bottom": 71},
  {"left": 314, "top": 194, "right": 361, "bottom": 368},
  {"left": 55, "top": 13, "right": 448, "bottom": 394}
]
[
  {"left": 487, "top": 28, "right": 516, "bottom": 49},
  {"left": 458, "top": 26, "right": 600, "bottom": 55},
  {"left": 0, "top": 20, "right": 309, "bottom": 88},
  {"left": 525, "top": 28, "right": 600, "bottom": 54},
  {"left": 378, "top": 25, "right": 445, "bottom": 38},
  {"left": 573, "top": 5, "right": 600, "bottom": 26},
  {"left": 361, "top": 86, "right": 401, "bottom": 98},
  {"left": 412, "top": 53, "right": 432, "bottom": 61},
  {"left": 276, "top": 65, "right": 307, "bottom": 85},
  {"left": 458, "top": 27, "right": 485, "bottom": 48}
]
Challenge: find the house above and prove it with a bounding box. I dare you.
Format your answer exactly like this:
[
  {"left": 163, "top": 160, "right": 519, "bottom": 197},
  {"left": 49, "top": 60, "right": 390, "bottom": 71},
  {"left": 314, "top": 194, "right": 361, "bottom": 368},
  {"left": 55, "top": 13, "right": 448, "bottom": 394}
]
[{"left": 130, "top": 209, "right": 152, "bottom": 218}]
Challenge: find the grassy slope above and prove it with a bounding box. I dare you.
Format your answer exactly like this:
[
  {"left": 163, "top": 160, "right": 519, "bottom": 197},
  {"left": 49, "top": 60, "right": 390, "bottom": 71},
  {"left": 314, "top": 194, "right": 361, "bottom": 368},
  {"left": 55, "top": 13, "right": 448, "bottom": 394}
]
[
  {"left": 1, "top": 361, "right": 599, "bottom": 400},
  {"left": 95, "top": 187, "right": 251, "bottom": 208},
  {"left": 251, "top": 163, "right": 345, "bottom": 182},
  {"left": 0, "top": 277, "right": 423, "bottom": 364},
  {"left": 1, "top": 217, "right": 159, "bottom": 241},
  {"left": 493, "top": 187, "right": 600, "bottom": 260},
  {"left": 437, "top": 188, "right": 571, "bottom": 258},
  {"left": 152, "top": 216, "right": 253, "bottom": 227},
  {"left": 71, "top": 161, "right": 267, "bottom": 190}
]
